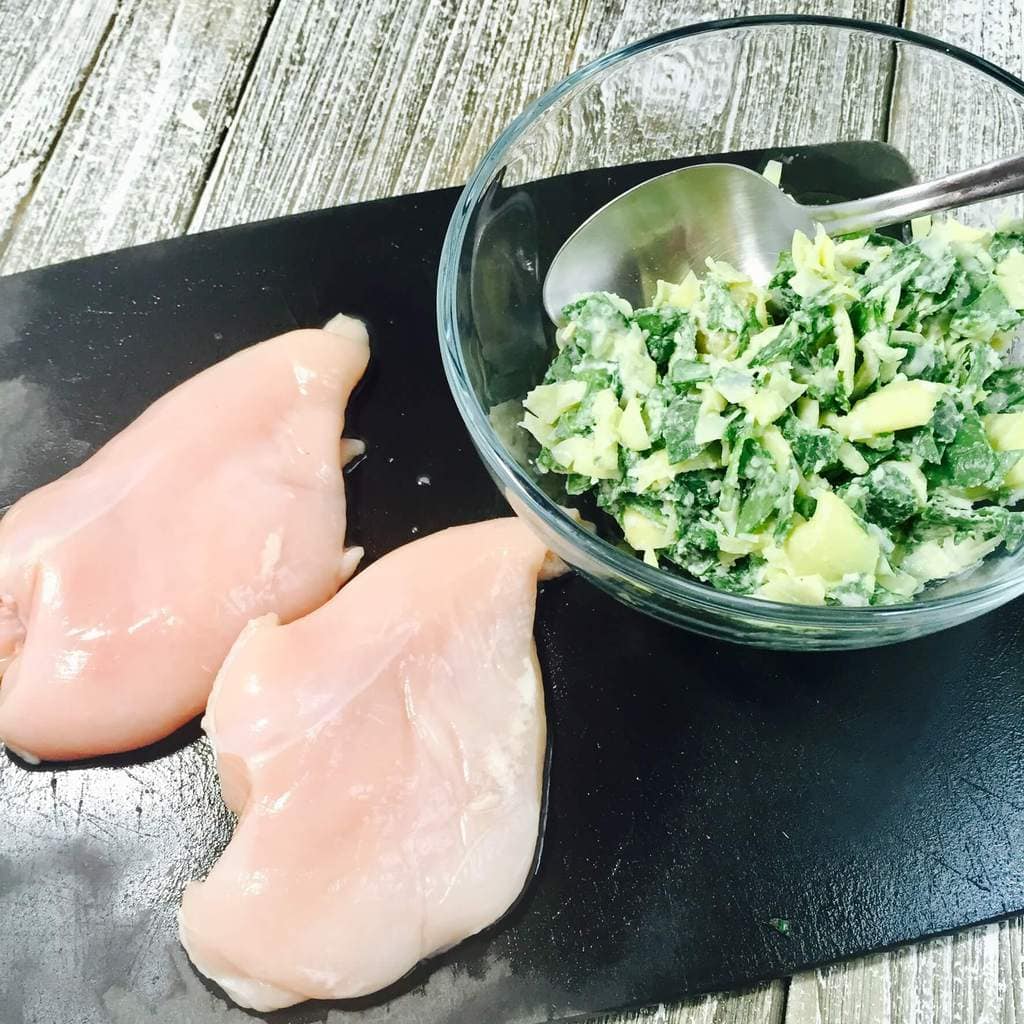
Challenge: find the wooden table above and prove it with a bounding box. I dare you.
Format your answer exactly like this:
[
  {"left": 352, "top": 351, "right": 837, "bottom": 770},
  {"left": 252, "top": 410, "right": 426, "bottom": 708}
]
[{"left": 2, "top": 1, "right": 1022, "bottom": 1021}]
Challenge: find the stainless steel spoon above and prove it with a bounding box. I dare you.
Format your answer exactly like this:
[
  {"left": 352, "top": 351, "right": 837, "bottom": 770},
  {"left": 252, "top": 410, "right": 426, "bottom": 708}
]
[{"left": 542, "top": 153, "right": 1024, "bottom": 322}]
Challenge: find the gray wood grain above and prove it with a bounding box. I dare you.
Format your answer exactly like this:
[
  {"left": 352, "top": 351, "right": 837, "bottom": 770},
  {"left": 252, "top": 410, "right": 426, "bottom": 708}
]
[
  {"left": 191, "top": 0, "right": 591, "bottom": 230},
  {"left": 591, "top": 984, "right": 786, "bottom": 1024},
  {"left": 787, "top": 919, "right": 1024, "bottom": 1024},
  {"left": 887, "top": 0, "right": 1024, "bottom": 226},
  {"left": 555, "top": 0, "right": 899, "bottom": 178},
  {"left": 0, "top": 0, "right": 116, "bottom": 252},
  {"left": 0, "top": 0, "right": 274, "bottom": 274},
  {"left": 195, "top": 0, "right": 900, "bottom": 230}
]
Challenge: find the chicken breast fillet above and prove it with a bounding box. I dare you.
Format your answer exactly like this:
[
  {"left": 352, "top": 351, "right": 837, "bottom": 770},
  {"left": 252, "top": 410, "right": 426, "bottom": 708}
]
[
  {"left": 0, "top": 316, "right": 369, "bottom": 762},
  {"left": 179, "top": 518, "right": 553, "bottom": 1011}
]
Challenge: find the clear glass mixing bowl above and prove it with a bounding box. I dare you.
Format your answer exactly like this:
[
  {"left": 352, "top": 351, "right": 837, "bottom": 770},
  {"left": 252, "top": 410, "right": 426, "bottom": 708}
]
[{"left": 438, "top": 15, "right": 1024, "bottom": 649}]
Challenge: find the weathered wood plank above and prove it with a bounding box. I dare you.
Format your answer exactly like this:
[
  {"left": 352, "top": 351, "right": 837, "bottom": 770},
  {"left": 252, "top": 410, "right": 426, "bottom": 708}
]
[
  {"left": 191, "top": 0, "right": 591, "bottom": 230},
  {"left": 889, "top": 0, "right": 1024, "bottom": 225},
  {"left": 195, "top": 0, "right": 901, "bottom": 231},
  {"left": 557, "top": 0, "right": 901, "bottom": 180},
  {"left": 592, "top": 983, "right": 787, "bottom": 1024},
  {"left": 0, "top": 0, "right": 274, "bottom": 274},
  {"left": 786, "top": 920, "right": 1024, "bottom": 1024},
  {"left": 0, "top": 0, "right": 116, "bottom": 252}
]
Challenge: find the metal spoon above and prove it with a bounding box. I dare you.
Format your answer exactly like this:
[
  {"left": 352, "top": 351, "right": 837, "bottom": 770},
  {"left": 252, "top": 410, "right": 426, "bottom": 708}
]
[{"left": 542, "top": 153, "right": 1024, "bottom": 322}]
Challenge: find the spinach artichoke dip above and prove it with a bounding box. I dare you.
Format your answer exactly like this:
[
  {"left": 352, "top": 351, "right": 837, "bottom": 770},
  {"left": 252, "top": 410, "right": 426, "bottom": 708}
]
[{"left": 520, "top": 218, "right": 1024, "bottom": 606}]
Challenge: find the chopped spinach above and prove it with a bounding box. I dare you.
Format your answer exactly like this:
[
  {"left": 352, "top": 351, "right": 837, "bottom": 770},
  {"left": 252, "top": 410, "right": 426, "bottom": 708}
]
[{"left": 524, "top": 216, "right": 1024, "bottom": 605}]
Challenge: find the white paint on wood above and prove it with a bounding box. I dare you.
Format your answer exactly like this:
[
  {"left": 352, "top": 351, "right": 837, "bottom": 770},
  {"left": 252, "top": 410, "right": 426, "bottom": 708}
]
[
  {"left": 592, "top": 984, "right": 786, "bottom": 1024},
  {"left": 889, "top": 0, "right": 1024, "bottom": 225},
  {"left": 191, "top": 0, "right": 591, "bottom": 231},
  {"left": 196, "top": 0, "right": 901, "bottom": 230},
  {"left": 0, "top": 0, "right": 116, "bottom": 250},
  {"left": 0, "top": 0, "right": 274, "bottom": 273},
  {"left": 786, "top": 919, "right": 1024, "bottom": 1024},
  {"left": 558, "top": 0, "right": 900, "bottom": 177}
]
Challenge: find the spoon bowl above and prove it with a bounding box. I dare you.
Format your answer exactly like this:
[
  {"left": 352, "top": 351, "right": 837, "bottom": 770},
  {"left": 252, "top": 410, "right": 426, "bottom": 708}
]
[{"left": 542, "top": 163, "right": 810, "bottom": 318}]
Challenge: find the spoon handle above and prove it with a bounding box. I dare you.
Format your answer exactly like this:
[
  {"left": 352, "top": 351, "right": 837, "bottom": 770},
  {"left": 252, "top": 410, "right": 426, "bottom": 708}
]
[{"left": 805, "top": 152, "right": 1024, "bottom": 236}]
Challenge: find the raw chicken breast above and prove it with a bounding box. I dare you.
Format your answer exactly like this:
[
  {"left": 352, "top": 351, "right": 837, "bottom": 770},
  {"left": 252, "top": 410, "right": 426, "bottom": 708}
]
[
  {"left": 179, "top": 518, "right": 554, "bottom": 1011},
  {"left": 0, "top": 316, "right": 369, "bottom": 762}
]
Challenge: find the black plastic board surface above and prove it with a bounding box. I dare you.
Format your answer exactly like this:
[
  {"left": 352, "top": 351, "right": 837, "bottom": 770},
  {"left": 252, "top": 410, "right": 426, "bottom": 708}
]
[{"left": 1, "top": 144, "right": 1022, "bottom": 1024}]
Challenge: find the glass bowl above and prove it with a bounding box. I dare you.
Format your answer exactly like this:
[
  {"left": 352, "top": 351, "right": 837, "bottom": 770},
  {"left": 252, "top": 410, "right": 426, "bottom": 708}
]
[{"left": 437, "top": 14, "right": 1024, "bottom": 650}]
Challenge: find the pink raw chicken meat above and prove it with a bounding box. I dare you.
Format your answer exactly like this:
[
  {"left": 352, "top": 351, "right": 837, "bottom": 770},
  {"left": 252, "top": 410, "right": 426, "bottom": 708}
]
[
  {"left": 179, "top": 518, "right": 557, "bottom": 1011},
  {"left": 0, "top": 316, "right": 369, "bottom": 762}
]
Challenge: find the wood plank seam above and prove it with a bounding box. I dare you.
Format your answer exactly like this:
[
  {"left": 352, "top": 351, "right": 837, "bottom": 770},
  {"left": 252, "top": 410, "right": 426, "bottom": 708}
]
[
  {"left": 0, "top": 1, "right": 120, "bottom": 263},
  {"left": 0, "top": 0, "right": 279, "bottom": 273},
  {"left": 778, "top": 975, "right": 793, "bottom": 1022},
  {"left": 180, "top": 0, "right": 284, "bottom": 234},
  {"left": 562, "top": 0, "right": 592, "bottom": 78}
]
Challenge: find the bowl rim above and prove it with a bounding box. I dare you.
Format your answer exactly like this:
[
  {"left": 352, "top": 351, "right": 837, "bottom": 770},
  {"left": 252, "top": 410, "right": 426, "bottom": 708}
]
[{"left": 437, "top": 13, "right": 1024, "bottom": 625}]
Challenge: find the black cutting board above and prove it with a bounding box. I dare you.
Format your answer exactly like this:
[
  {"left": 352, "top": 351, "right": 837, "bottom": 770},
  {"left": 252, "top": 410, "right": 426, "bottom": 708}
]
[{"left": 1, "top": 144, "right": 1023, "bottom": 1024}]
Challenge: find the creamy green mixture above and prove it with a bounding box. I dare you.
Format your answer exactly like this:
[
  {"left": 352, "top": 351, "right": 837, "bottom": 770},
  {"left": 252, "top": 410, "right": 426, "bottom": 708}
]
[{"left": 521, "top": 217, "right": 1024, "bottom": 605}]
